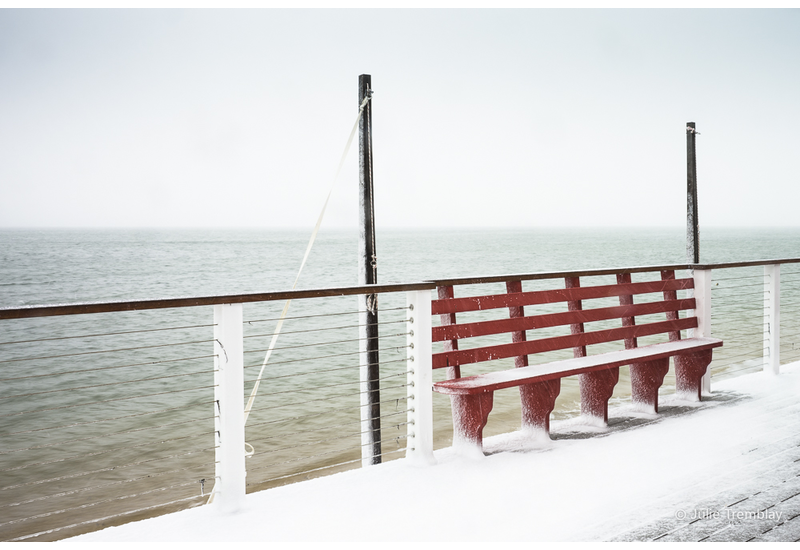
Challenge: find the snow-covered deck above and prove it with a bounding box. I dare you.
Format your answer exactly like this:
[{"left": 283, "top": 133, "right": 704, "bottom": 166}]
[{"left": 69, "top": 363, "right": 800, "bottom": 542}]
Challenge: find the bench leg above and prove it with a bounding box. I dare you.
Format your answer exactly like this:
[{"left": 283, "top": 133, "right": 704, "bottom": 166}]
[
  {"left": 630, "top": 358, "right": 670, "bottom": 414},
  {"left": 520, "top": 379, "right": 561, "bottom": 434},
  {"left": 579, "top": 368, "right": 619, "bottom": 424},
  {"left": 675, "top": 349, "right": 713, "bottom": 401},
  {"left": 451, "top": 392, "right": 494, "bottom": 449}
]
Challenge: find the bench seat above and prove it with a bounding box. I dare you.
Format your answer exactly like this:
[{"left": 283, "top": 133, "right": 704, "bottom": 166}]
[{"left": 434, "top": 337, "right": 722, "bottom": 395}]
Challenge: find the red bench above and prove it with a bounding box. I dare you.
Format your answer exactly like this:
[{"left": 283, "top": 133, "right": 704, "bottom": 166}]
[{"left": 431, "top": 270, "right": 723, "bottom": 451}]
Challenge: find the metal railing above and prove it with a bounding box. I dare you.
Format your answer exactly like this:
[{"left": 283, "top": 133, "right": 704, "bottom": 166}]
[
  {"left": 239, "top": 296, "right": 414, "bottom": 491},
  {"left": 780, "top": 265, "right": 800, "bottom": 365},
  {"left": 693, "top": 259, "right": 800, "bottom": 380},
  {"left": 0, "top": 282, "right": 434, "bottom": 541},
  {"left": 0, "top": 308, "right": 216, "bottom": 541},
  {"left": 2, "top": 258, "right": 799, "bottom": 540}
]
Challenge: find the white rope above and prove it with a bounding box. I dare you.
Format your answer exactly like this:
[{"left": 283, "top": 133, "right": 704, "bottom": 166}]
[
  {"left": 207, "top": 94, "right": 372, "bottom": 505},
  {"left": 244, "top": 94, "right": 372, "bottom": 426}
]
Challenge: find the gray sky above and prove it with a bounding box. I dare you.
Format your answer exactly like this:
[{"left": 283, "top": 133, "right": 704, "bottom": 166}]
[{"left": 1, "top": 9, "right": 799, "bottom": 228}]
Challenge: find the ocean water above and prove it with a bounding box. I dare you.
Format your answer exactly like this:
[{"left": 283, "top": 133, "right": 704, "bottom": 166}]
[
  {"left": 1, "top": 227, "right": 799, "bottom": 540},
  {"left": 3, "top": 226, "right": 800, "bottom": 308}
]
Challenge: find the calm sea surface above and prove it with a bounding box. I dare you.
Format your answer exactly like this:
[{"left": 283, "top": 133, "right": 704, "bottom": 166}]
[
  {"left": 3, "top": 226, "right": 800, "bottom": 308},
  {"left": 1, "top": 227, "right": 799, "bottom": 540}
]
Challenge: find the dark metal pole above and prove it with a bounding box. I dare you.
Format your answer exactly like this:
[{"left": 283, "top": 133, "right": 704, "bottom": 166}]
[
  {"left": 358, "top": 74, "right": 381, "bottom": 465},
  {"left": 686, "top": 122, "right": 700, "bottom": 264}
]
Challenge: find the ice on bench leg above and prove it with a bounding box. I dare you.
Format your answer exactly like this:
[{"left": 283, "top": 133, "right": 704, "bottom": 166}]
[
  {"left": 520, "top": 379, "right": 561, "bottom": 435},
  {"left": 675, "top": 349, "right": 713, "bottom": 401},
  {"left": 630, "top": 358, "right": 669, "bottom": 414},
  {"left": 579, "top": 368, "right": 619, "bottom": 424},
  {"left": 451, "top": 392, "right": 494, "bottom": 450}
]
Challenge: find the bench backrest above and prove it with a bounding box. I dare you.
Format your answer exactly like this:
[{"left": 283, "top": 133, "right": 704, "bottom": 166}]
[{"left": 432, "top": 270, "right": 696, "bottom": 377}]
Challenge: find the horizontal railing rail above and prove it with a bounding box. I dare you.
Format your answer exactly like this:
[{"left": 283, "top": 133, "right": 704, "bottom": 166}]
[
  {"left": 0, "top": 282, "right": 437, "bottom": 320},
  {"left": 7, "top": 258, "right": 800, "bottom": 320}
]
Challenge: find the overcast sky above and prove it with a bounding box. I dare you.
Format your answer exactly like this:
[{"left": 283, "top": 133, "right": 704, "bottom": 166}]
[{"left": 1, "top": 9, "right": 799, "bottom": 228}]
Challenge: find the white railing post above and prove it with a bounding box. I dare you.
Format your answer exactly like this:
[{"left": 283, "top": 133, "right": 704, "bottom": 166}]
[
  {"left": 764, "top": 264, "right": 781, "bottom": 375},
  {"left": 213, "top": 303, "right": 246, "bottom": 512},
  {"left": 406, "top": 289, "right": 435, "bottom": 465},
  {"left": 692, "top": 269, "right": 713, "bottom": 395}
]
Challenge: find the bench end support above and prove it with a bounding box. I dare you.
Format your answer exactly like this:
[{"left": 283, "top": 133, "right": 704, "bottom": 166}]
[
  {"left": 675, "top": 349, "right": 713, "bottom": 401},
  {"left": 630, "top": 358, "right": 670, "bottom": 414},
  {"left": 520, "top": 379, "right": 561, "bottom": 435},
  {"left": 579, "top": 368, "right": 619, "bottom": 423},
  {"left": 451, "top": 393, "right": 494, "bottom": 451}
]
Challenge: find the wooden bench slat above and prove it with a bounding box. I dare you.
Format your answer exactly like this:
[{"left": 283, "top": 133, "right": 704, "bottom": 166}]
[
  {"left": 432, "top": 317, "right": 697, "bottom": 369},
  {"left": 433, "top": 337, "right": 723, "bottom": 395},
  {"left": 432, "top": 278, "right": 694, "bottom": 315},
  {"left": 432, "top": 298, "right": 696, "bottom": 342}
]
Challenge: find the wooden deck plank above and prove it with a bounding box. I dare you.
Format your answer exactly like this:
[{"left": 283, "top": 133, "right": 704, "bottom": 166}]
[{"left": 605, "top": 388, "right": 800, "bottom": 542}]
